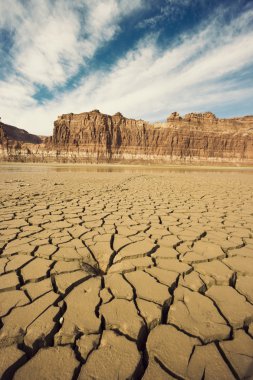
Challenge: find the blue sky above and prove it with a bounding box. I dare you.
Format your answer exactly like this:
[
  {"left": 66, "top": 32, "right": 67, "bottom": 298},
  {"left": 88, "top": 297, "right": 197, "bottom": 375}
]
[{"left": 0, "top": 0, "right": 253, "bottom": 135}]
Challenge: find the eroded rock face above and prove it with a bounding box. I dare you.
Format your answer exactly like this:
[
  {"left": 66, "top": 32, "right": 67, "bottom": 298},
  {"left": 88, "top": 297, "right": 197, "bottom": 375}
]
[
  {"left": 1, "top": 110, "right": 253, "bottom": 163},
  {"left": 49, "top": 110, "right": 253, "bottom": 163},
  {"left": 0, "top": 122, "right": 46, "bottom": 162}
]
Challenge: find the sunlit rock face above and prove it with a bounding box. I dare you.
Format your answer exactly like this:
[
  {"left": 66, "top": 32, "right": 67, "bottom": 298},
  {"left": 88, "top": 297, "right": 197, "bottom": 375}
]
[{"left": 1, "top": 110, "right": 253, "bottom": 164}]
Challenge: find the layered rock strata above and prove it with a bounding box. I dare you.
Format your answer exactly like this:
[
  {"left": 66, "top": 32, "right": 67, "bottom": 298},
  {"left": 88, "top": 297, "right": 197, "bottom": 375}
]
[
  {"left": 1, "top": 110, "right": 253, "bottom": 164},
  {"left": 0, "top": 121, "right": 45, "bottom": 162}
]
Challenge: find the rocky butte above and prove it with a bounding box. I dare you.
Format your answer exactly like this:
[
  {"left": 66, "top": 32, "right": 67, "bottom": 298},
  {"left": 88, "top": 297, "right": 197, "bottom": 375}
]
[{"left": 0, "top": 110, "right": 253, "bottom": 164}]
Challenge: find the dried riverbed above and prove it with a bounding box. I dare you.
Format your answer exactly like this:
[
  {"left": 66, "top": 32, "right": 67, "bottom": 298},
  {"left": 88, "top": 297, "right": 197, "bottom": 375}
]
[{"left": 0, "top": 166, "right": 253, "bottom": 379}]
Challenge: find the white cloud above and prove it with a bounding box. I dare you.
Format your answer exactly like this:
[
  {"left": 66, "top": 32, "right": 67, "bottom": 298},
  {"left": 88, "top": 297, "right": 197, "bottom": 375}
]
[
  {"left": 0, "top": 4, "right": 253, "bottom": 135},
  {"left": 50, "top": 8, "right": 253, "bottom": 121},
  {"left": 0, "top": 0, "right": 143, "bottom": 88}
]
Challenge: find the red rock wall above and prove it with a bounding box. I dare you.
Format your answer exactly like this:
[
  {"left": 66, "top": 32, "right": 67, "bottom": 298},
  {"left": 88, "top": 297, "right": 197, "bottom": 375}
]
[
  {"left": 49, "top": 110, "right": 253, "bottom": 163},
  {"left": 1, "top": 111, "right": 253, "bottom": 164}
]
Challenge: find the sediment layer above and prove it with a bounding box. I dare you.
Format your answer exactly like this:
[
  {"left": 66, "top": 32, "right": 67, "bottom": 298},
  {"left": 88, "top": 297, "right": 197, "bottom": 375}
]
[{"left": 1, "top": 110, "right": 253, "bottom": 164}]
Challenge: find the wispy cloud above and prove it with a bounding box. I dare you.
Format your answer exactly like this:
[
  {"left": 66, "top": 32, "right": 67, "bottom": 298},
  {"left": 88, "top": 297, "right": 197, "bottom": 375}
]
[
  {"left": 0, "top": 0, "right": 143, "bottom": 87},
  {"left": 138, "top": 0, "right": 201, "bottom": 29},
  {"left": 50, "top": 8, "right": 253, "bottom": 122},
  {"left": 0, "top": 2, "right": 253, "bottom": 135}
]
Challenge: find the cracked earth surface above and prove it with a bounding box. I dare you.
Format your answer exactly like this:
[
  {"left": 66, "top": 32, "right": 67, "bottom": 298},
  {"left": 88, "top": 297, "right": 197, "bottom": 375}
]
[{"left": 0, "top": 168, "right": 253, "bottom": 379}]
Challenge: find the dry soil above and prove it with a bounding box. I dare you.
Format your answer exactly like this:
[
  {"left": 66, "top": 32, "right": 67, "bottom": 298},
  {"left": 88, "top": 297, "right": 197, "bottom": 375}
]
[{"left": 0, "top": 166, "right": 253, "bottom": 379}]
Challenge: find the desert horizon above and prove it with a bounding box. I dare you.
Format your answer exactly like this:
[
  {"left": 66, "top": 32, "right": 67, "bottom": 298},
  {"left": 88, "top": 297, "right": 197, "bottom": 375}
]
[{"left": 1, "top": 109, "right": 253, "bottom": 166}]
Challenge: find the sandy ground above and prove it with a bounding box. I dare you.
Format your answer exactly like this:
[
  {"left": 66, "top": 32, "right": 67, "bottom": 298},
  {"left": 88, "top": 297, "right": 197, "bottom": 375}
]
[{"left": 0, "top": 166, "right": 253, "bottom": 379}]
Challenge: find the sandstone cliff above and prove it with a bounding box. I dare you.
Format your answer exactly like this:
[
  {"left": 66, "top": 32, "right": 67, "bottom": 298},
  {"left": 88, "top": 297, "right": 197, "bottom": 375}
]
[
  {"left": 0, "top": 122, "right": 47, "bottom": 162},
  {"left": 49, "top": 110, "right": 253, "bottom": 164},
  {"left": 0, "top": 111, "right": 253, "bottom": 164}
]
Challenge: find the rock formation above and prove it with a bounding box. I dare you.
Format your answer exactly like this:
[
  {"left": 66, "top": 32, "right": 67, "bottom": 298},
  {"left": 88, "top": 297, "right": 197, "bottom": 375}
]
[
  {"left": 0, "top": 120, "right": 51, "bottom": 162},
  {"left": 0, "top": 110, "right": 253, "bottom": 164},
  {"left": 0, "top": 122, "right": 42, "bottom": 144}
]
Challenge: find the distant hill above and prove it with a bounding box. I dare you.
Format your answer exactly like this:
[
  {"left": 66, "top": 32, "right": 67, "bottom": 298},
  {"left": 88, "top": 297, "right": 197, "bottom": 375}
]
[{"left": 0, "top": 122, "right": 42, "bottom": 144}]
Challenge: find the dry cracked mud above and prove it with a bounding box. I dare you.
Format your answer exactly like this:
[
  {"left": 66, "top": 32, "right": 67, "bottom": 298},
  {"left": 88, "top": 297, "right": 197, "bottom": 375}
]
[{"left": 0, "top": 167, "right": 253, "bottom": 379}]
